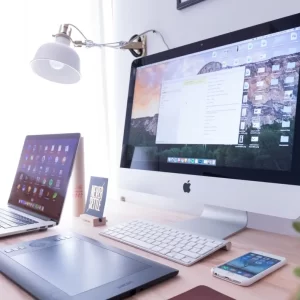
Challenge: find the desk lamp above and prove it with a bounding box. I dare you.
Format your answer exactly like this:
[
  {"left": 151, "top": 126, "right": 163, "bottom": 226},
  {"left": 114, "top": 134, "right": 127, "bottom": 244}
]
[{"left": 30, "top": 24, "right": 168, "bottom": 84}]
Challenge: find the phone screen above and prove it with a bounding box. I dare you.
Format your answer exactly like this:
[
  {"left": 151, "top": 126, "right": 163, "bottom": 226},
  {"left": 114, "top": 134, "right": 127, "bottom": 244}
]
[{"left": 218, "top": 252, "right": 281, "bottom": 278}]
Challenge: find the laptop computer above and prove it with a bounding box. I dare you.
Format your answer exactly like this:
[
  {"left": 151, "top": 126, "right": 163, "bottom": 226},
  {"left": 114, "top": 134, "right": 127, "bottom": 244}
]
[{"left": 0, "top": 133, "right": 80, "bottom": 238}]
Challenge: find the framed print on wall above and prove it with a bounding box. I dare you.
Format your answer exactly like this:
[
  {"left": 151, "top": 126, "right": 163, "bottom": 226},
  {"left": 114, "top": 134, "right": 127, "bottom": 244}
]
[{"left": 177, "top": 0, "right": 205, "bottom": 10}]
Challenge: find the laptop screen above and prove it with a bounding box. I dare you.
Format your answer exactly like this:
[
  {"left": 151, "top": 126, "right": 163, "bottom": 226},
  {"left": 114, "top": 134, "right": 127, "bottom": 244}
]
[{"left": 8, "top": 133, "right": 80, "bottom": 222}]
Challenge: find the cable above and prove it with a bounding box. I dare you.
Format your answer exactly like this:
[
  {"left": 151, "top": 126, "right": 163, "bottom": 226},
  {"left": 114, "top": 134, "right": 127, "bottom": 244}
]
[
  {"left": 67, "top": 23, "right": 89, "bottom": 40},
  {"left": 135, "top": 29, "right": 170, "bottom": 50}
]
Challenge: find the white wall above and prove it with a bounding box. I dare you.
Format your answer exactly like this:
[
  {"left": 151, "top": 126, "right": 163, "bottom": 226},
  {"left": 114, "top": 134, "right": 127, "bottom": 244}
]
[{"left": 110, "top": 0, "right": 300, "bottom": 235}]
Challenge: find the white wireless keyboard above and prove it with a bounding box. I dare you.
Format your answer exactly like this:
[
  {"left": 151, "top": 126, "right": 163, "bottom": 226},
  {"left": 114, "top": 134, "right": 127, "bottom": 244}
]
[{"left": 100, "top": 220, "right": 231, "bottom": 266}]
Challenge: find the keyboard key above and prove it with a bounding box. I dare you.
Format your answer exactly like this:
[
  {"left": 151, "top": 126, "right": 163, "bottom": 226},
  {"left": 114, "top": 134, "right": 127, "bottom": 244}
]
[
  {"left": 123, "top": 237, "right": 155, "bottom": 249},
  {"left": 206, "top": 238, "right": 214, "bottom": 242},
  {"left": 181, "top": 250, "right": 201, "bottom": 259},
  {"left": 198, "top": 248, "right": 211, "bottom": 255},
  {"left": 174, "top": 253, "right": 185, "bottom": 260},
  {"left": 5, "top": 249, "right": 13, "bottom": 253},
  {"left": 182, "top": 257, "right": 193, "bottom": 264},
  {"left": 213, "top": 241, "right": 223, "bottom": 246},
  {"left": 165, "top": 245, "right": 175, "bottom": 250},
  {"left": 173, "top": 248, "right": 183, "bottom": 253},
  {"left": 166, "top": 252, "right": 176, "bottom": 258},
  {"left": 191, "top": 248, "right": 199, "bottom": 253},
  {"left": 183, "top": 246, "right": 192, "bottom": 251},
  {"left": 202, "top": 246, "right": 213, "bottom": 252},
  {"left": 205, "top": 242, "right": 218, "bottom": 248},
  {"left": 159, "top": 249, "right": 170, "bottom": 255},
  {"left": 165, "top": 239, "right": 173, "bottom": 243},
  {"left": 152, "top": 246, "right": 162, "bottom": 252},
  {"left": 196, "top": 241, "right": 206, "bottom": 246},
  {"left": 116, "top": 234, "right": 125, "bottom": 239}
]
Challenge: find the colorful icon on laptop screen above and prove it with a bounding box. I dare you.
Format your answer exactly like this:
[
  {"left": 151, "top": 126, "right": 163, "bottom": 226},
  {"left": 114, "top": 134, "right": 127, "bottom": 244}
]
[
  {"left": 39, "top": 188, "right": 44, "bottom": 197},
  {"left": 49, "top": 179, "right": 54, "bottom": 187}
]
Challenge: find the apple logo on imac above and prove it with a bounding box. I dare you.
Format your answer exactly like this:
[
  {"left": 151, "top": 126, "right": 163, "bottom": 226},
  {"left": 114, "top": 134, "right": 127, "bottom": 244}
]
[{"left": 183, "top": 181, "right": 191, "bottom": 193}]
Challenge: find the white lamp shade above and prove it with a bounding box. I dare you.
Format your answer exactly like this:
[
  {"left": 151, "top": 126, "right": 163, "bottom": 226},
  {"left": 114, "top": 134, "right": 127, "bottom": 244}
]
[{"left": 31, "top": 38, "right": 81, "bottom": 84}]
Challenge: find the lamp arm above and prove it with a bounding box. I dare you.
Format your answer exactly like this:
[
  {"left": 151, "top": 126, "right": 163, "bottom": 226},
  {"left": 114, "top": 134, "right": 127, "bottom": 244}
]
[
  {"left": 53, "top": 24, "right": 169, "bottom": 57},
  {"left": 65, "top": 25, "right": 169, "bottom": 51}
]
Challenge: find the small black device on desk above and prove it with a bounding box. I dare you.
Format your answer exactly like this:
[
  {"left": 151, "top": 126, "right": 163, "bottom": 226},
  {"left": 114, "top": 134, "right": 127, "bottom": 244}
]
[{"left": 0, "top": 233, "right": 178, "bottom": 300}]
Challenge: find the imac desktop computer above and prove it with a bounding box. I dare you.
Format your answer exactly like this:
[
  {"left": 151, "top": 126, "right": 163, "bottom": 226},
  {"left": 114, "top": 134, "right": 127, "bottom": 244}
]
[{"left": 117, "top": 13, "right": 300, "bottom": 242}]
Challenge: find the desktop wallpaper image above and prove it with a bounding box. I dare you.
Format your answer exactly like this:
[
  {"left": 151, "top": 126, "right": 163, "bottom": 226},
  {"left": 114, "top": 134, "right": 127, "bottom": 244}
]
[{"left": 126, "top": 38, "right": 300, "bottom": 172}]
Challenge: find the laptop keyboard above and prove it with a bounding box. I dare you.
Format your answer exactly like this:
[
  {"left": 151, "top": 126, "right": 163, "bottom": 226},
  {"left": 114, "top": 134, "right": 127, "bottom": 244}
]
[{"left": 0, "top": 208, "right": 38, "bottom": 229}]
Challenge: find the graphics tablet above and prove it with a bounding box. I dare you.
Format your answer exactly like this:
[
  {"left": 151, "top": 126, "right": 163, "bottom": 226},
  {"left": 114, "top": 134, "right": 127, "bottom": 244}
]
[{"left": 0, "top": 233, "right": 178, "bottom": 299}]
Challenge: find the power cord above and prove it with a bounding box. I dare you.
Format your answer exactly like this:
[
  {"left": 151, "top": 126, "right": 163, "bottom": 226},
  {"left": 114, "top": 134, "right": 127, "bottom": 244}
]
[{"left": 132, "top": 29, "right": 170, "bottom": 50}]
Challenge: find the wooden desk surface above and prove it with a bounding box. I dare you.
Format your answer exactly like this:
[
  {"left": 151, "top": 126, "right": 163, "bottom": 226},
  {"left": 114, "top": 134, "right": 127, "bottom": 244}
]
[{"left": 1, "top": 200, "right": 300, "bottom": 300}]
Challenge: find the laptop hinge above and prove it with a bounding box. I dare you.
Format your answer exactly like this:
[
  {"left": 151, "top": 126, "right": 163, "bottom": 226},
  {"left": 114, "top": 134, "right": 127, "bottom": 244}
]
[{"left": 7, "top": 204, "right": 55, "bottom": 223}]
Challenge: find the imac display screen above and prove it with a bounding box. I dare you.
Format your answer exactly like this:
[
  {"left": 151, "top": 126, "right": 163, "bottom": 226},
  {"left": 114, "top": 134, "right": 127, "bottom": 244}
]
[{"left": 121, "top": 14, "right": 300, "bottom": 185}]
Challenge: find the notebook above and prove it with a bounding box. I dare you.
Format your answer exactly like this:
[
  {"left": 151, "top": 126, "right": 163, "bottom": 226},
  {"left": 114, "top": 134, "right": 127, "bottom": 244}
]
[{"left": 170, "top": 286, "right": 235, "bottom": 300}]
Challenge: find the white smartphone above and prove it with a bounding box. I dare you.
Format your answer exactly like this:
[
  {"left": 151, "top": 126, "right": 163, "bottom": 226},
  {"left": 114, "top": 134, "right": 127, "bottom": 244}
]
[{"left": 211, "top": 250, "right": 287, "bottom": 286}]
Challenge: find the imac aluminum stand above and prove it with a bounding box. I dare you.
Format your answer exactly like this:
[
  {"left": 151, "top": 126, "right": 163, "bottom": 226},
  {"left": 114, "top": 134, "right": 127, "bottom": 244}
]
[{"left": 174, "top": 205, "right": 248, "bottom": 240}]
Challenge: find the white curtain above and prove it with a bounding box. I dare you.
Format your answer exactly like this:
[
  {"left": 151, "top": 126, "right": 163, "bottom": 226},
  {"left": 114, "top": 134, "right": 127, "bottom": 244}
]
[{"left": 0, "top": 0, "right": 112, "bottom": 206}]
